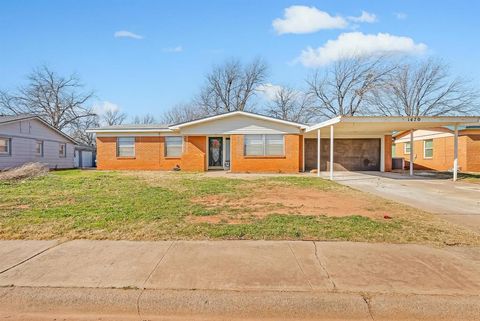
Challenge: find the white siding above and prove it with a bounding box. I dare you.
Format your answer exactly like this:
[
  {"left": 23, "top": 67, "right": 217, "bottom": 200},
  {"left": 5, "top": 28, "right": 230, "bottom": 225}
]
[
  {"left": 179, "top": 114, "right": 302, "bottom": 135},
  {"left": 0, "top": 119, "right": 75, "bottom": 169}
]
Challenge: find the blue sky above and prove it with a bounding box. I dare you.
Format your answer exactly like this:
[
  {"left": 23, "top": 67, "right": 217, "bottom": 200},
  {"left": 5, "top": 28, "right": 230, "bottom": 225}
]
[{"left": 1, "top": 0, "right": 479, "bottom": 119}]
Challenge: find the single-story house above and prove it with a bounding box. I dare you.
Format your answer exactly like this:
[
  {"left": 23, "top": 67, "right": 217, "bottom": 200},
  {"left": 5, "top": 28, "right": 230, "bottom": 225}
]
[
  {"left": 0, "top": 114, "right": 93, "bottom": 170},
  {"left": 86, "top": 111, "right": 480, "bottom": 180},
  {"left": 393, "top": 126, "right": 480, "bottom": 172}
]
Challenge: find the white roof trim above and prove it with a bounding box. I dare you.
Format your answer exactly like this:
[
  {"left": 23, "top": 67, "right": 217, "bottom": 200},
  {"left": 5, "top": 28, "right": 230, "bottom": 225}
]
[
  {"left": 169, "top": 111, "right": 307, "bottom": 129},
  {"left": 86, "top": 128, "right": 173, "bottom": 133},
  {"left": 305, "top": 116, "right": 341, "bottom": 132},
  {"left": 305, "top": 116, "right": 480, "bottom": 132}
]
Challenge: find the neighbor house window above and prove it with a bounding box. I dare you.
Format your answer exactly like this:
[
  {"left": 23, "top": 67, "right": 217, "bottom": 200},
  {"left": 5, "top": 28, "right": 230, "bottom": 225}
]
[
  {"left": 117, "top": 137, "right": 135, "bottom": 157},
  {"left": 59, "top": 143, "right": 66, "bottom": 157},
  {"left": 404, "top": 142, "right": 411, "bottom": 155},
  {"left": 35, "top": 141, "right": 43, "bottom": 157},
  {"left": 165, "top": 136, "right": 183, "bottom": 157},
  {"left": 0, "top": 137, "right": 11, "bottom": 155},
  {"left": 424, "top": 139, "right": 433, "bottom": 159},
  {"left": 244, "top": 134, "right": 284, "bottom": 156}
]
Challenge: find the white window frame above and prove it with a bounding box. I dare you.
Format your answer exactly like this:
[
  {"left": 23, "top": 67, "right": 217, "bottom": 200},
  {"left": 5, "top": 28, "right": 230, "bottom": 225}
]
[
  {"left": 59, "top": 143, "right": 67, "bottom": 158},
  {"left": 165, "top": 136, "right": 183, "bottom": 158},
  {"left": 423, "top": 139, "right": 433, "bottom": 159},
  {"left": 404, "top": 142, "right": 411, "bottom": 155},
  {"left": 244, "top": 134, "right": 285, "bottom": 157},
  {"left": 117, "top": 137, "right": 135, "bottom": 157},
  {"left": 0, "top": 137, "right": 11, "bottom": 156},
  {"left": 35, "top": 140, "right": 44, "bottom": 157}
]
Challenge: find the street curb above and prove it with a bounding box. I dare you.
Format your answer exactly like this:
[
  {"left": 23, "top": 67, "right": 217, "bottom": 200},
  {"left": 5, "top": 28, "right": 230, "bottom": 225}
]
[{"left": 0, "top": 287, "right": 479, "bottom": 321}]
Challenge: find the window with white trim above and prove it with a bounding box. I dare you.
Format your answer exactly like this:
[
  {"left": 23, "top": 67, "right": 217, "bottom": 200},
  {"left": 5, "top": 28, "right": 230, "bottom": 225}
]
[
  {"left": 117, "top": 137, "right": 135, "bottom": 157},
  {"left": 423, "top": 139, "right": 433, "bottom": 159},
  {"left": 59, "top": 143, "right": 66, "bottom": 157},
  {"left": 35, "top": 141, "right": 43, "bottom": 157},
  {"left": 404, "top": 142, "right": 411, "bottom": 155},
  {"left": 165, "top": 136, "right": 183, "bottom": 157},
  {"left": 0, "top": 137, "right": 11, "bottom": 155},
  {"left": 244, "top": 134, "right": 284, "bottom": 156}
]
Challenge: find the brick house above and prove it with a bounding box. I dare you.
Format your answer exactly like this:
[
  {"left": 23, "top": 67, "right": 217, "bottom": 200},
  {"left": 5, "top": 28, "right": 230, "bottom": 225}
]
[
  {"left": 87, "top": 112, "right": 480, "bottom": 176},
  {"left": 393, "top": 127, "right": 480, "bottom": 172}
]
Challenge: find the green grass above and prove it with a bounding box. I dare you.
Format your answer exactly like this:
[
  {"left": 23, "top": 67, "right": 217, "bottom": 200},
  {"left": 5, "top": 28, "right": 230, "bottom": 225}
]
[{"left": 0, "top": 170, "right": 478, "bottom": 245}]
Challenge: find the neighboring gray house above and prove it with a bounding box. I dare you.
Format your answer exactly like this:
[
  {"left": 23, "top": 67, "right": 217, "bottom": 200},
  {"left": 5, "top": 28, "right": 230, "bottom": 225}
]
[{"left": 0, "top": 114, "right": 79, "bottom": 170}]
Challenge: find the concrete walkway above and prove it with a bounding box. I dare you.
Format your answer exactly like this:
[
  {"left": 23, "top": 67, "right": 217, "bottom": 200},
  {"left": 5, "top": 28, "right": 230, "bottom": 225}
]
[
  {"left": 0, "top": 240, "right": 479, "bottom": 320},
  {"left": 329, "top": 171, "right": 480, "bottom": 233}
]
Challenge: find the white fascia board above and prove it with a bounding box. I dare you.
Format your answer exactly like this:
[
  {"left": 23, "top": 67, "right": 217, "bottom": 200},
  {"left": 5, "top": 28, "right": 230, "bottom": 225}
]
[
  {"left": 86, "top": 128, "right": 173, "bottom": 134},
  {"left": 340, "top": 116, "right": 480, "bottom": 124},
  {"left": 305, "top": 116, "right": 342, "bottom": 132},
  {"left": 170, "top": 111, "right": 307, "bottom": 130}
]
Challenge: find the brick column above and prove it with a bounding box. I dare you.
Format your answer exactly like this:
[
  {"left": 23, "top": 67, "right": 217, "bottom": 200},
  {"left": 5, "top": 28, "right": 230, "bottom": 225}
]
[{"left": 384, "top": 135, "right": 392, "bottom": 172}]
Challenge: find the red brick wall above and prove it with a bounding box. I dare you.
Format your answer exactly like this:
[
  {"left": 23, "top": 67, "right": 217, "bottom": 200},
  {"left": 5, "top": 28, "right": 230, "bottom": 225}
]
[
  {"left": 466, "top": 135, "right": 480, "bottom": 172},
  {"left": 384, "top": 135, "right": 392, "bottom": 172},
  {"left": 96, "top": 136, "right": 206, "bottom": 171},
  {"left": 394, "top": 135, "right": 469, "bottom": 171},
  {"left": 230, "top": 134, "right": 301, "bottom": 173}
]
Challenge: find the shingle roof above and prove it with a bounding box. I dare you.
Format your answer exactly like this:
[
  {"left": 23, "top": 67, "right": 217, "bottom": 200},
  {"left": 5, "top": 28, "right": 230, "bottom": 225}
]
[{"left": 90, "top": 123, "right": 171, "bottom": 130}]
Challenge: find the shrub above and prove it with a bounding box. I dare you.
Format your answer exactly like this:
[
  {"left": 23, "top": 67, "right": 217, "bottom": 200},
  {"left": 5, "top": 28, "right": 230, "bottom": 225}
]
[{"left": 0, "top": 162, "right": 49, "bottom": 181}]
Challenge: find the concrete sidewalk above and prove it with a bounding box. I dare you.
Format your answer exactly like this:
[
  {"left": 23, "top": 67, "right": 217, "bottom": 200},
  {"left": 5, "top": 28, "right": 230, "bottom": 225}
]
[{"left": 0, "top": 240, "right": 479, "bottom": 320}]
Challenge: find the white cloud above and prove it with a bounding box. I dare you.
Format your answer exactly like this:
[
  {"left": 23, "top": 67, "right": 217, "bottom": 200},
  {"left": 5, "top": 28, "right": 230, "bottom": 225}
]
[
  {"left": 162, "top": 46, "right": 183, "bottom": 53},
  {"left": 93, "top": 101, "right": 120, "bottom": 115},
  {"left": 257, "top": 83, "right": 283, "bottom": 101},
  {"left": 395, "top": 12, "right": 408, "bottom": 20},
  {"left": 348, "top": 11, "right": 377, "bottom": 23},
  {"left": 297, "top": 32, "right": 427, "bottom": 67},
  {"left": 114, "top": 30, "right": 144, "bottom": 40},
  {"left": 273, "top": 5, "right": 348, "bottom": 34}
]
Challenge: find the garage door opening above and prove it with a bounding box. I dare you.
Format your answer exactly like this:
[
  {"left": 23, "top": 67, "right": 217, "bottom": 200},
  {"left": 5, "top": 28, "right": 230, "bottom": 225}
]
[{"left": 305, "top": 138, "right": 381, "bottom": 171}]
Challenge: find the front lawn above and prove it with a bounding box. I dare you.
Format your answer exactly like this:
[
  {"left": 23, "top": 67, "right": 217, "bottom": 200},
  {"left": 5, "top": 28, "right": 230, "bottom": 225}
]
[{"left": 0, "top": 170, "right": 478, "bottom": 245}]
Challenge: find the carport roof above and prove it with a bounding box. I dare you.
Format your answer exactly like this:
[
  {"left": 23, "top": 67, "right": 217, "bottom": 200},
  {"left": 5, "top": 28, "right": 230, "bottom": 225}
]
[{"left": 305, "top": 116, "right": 480, "bottom": 136}]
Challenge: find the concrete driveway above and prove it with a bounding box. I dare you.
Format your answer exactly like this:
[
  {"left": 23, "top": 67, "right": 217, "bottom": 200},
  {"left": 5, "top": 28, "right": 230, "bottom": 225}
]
[{"left": 329, "top": 171, "right": 480, "bottom": 232}]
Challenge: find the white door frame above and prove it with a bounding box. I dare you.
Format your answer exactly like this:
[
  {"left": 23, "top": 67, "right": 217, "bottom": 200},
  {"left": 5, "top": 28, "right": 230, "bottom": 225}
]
[{"left": 206, "top": 135, "right": 229, "bottom": 170}]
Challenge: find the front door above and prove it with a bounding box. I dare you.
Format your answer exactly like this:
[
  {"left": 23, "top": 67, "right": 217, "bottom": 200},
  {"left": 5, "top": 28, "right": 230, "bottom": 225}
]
[{"left": 208, "top": 137, "right": 223, "bottom": 168}]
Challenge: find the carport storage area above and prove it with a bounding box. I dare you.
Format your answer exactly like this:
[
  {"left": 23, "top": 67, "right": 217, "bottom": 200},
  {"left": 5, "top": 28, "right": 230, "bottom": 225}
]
[
  {"left": 305, "top": 138, "right": 380, "bottom": 171},
  {"left": 303, "top": 116, "right": 480, "bottom": 181}
]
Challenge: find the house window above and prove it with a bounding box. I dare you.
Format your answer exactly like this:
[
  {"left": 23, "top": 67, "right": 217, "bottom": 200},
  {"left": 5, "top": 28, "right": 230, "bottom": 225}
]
[
  {"left": 404, "top": 142, "right": 411, "bottom": 155},
  {"left": 424, "top": 139, "right": 433, "bottom": 159},
  {"left": 165, "top": 136, "right": 183, "bottom": 157},
  {"left": 392, "top": 143, "right": 396, "bottom": 157},
  {"left": 35, "top": 141, "right": 43, "bottom": 157},
  {"left": 117, "top": 137, "right": 135, "bottom": 157},
  {"left": 244, "top": 134, "right": 285, "bottom": 156},
  {"left": 0, "top": 137, "right": 11, "bottom": 155},
  {"left": 59, "top": 143, "right": 67, "bottom": 157}
]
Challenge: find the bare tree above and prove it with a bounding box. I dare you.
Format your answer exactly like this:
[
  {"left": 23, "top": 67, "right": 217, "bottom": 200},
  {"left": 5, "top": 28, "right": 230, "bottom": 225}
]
[
  {"left": 0, "top": 66, "right": 95, "bottom": 131},
  {"left": 70, "top": 115, "right": 99, "bottom": 146},
  {"left": 196, "top": 58, "right": 268, "bottom": 114},
  {"left": 371, "top": 58, "right": 479, "bottom": 116},
  {"left": 160, "top": 102, "right": 206, "bottom": 124},
  {"left": 102, "top": 109, "right": 127, "bottom": 126},
  {"left": 306, "top": 55, "right": 395, "bottom": 118},
  {"left": 264, "top": 86, "right": 315, "bottom": 123},
  {"left": 132, "top": 113, "right": 156, "bottom": 124}
]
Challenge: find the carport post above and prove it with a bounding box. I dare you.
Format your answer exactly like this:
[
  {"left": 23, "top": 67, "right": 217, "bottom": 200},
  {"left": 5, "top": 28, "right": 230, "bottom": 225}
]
[
  {"left": 409, "top": 130, "right": 414, "bottom": 176},
  {"left": 317, "top": 129, "right": 321, "bottom": 177},
  {"left": 330, "top": 125, "right": 334, "bottom": 180},
  {"left": 453, "top": 125, "right": 458, "bottom": 182}
]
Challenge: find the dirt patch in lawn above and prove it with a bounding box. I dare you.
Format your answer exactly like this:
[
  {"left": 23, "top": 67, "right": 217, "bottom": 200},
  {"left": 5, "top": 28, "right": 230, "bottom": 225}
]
[{"left": 190, "top": 185, "right": 394, "bottom": 224}]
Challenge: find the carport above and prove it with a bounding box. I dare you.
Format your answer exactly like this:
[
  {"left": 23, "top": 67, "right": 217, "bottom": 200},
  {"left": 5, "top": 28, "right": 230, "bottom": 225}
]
[{"left": 303, "top": 116, "right": 480, "bottom": 181}]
